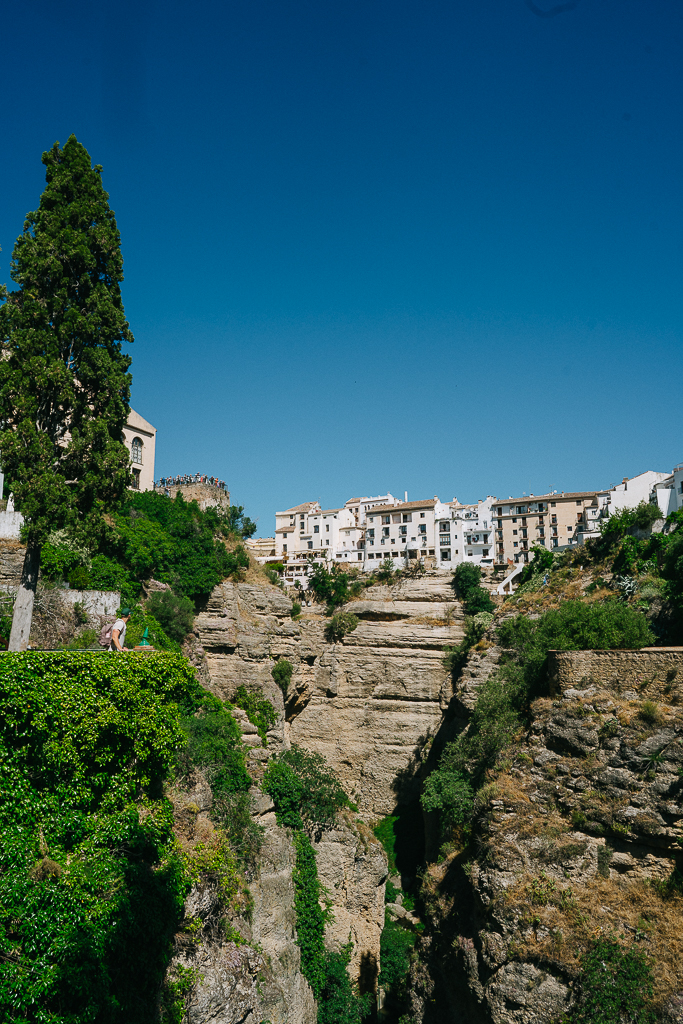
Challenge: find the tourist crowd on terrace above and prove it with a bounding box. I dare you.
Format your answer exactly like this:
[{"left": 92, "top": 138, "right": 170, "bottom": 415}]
[{"left": 156, "top": 474, "right": 227, "bottom": 490}]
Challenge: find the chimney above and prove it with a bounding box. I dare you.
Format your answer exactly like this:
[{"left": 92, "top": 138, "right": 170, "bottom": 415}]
[{"left": 404, "top": 491, "right": 408, "bottom": 502}]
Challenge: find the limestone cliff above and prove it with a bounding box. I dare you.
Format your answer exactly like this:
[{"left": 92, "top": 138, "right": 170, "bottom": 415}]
[{"left": 194, "top": 574, "right": 464, "bottom": 818}]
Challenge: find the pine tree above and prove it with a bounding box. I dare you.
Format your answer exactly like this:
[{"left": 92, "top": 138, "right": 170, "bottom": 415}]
[{"left": 0, "top": 136, "right": 133, "bottom": 650}]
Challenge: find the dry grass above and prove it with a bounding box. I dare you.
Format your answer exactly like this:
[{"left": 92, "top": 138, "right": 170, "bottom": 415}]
[{"left": 505, "top": 872, "right": 683, "bottom": 1007}]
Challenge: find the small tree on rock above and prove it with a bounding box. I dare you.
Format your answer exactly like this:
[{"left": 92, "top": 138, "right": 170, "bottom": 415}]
[{"left": 0, "top": 136, "right": 133, "bottom": 649}]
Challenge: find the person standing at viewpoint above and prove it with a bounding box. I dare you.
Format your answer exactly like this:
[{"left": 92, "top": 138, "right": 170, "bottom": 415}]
[{"left": 110, "top": 609, "right": 131, "bottom": 651}]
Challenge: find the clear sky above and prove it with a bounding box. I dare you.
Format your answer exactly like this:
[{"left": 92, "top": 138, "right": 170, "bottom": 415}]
[{"left": 1, "top": 0, "right": 681, "bottom": 535}]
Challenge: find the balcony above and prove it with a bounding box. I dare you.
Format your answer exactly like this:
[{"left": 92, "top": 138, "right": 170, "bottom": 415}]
[{"left": 439, "top": 535, "right": 451, "bottom": 545}]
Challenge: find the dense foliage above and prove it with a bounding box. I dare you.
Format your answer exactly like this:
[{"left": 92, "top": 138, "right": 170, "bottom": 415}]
[
  {"left": 452, "top": 562, "right": 495, "bottom": 615},
  {"left": 307, "top": 563, "right": 354, "bottom": 609},
  {"left": 0, "top": 652, "right": 211, "bottom": 1023},
  {"left": 41, "top": 490, "right": 251, "bottom": 605},
  {"left": 146, "top": 590, "right": 196, "bottom": 642},
  {"left": 263, "top": 747, "right": 366, "bottom": 1022},
  {"left": 232, "top": 684, "right": 278, "bottom": 742},
  {"left": 569, "top": 938, "right": 656, "bottom": 1024}
]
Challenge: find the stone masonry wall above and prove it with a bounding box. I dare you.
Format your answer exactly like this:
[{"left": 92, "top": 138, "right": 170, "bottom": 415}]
[
  {"left": 549, "top": 648, "right": 683, "bottom": 699},
  {"left": 155, "top": 482, "right": 230, "bottom": 511}
]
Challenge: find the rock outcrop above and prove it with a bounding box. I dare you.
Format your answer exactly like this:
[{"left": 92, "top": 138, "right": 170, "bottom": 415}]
[
  {"left": 194, "top": 573, "right": 465, "bottom": 819},
  {"left": 411, "top": 652, "right": 683, "bottom": 1023}
]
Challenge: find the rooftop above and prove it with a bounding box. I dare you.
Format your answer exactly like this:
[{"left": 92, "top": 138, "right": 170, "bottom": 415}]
[
  {"left": 493, "top": 491, "right": 599, "bottom": 505},
  {"left": 367, "top": 499, "right": 437, "bottom": 513},
  {"left": 277, "top": 502, "right": 320, "bottom": 515}
]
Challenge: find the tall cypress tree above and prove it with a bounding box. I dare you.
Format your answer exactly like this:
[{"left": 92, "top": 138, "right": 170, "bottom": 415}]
[{"left": 0, "top": 136, "right": 133, "bottom": 649}]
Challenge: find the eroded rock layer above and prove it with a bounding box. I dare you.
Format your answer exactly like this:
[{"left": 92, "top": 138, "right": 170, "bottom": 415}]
[{"left": 194, "top": 574, "right": 464, "bottom": 818}]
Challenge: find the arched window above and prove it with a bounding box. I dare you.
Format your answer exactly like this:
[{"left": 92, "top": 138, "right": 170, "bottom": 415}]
[{"left": 131, "top": 437, "right": 143, "bottom": 464}]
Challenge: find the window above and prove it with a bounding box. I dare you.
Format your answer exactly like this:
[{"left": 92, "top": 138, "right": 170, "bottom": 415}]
[
  {"left": 429, "top": 549, "right": 435, "bottom": 555},
  {"left": 539, "top": 528, "right": 545, "bottom": 536},
  {"left": 513, "top": 529, "right": 518, "bottom": 536},
  {"left": 483, "top": 534, "right": 488, "bottom": 543},
  {"left": 326, "top": 539, "right": 330, "bottom": 546},
  {"left": 131, "top": 437, "right": 143, "bottom": 464},
  {"left": 326, "top": 524, "right": 329, "bottom": 532},
  {"left": 402, "top": 513, "right": 412, "bottom": 523},
  {"left": 567, "top": 525, "right": 572, "bottom": 532},
  {"left": 440, "top": 522, "right": 450, "bottom": 532},
  {"left": 368, "top": 529, "right": 375, "bottom": 538},
  {"left": 552, "top": 539, "right": 558, "bottom": 548},
  {"left": 314, "top": 525, "right": 319, "bottom": 533},
  {"left": 521, "top": 529, "right": 527, "bottom": 538},
  {"left": 391, "top": 538, "right": 395, "bottom": 545},
  {"left": 420, "top": 513, "right": 425, "bottom": 518},
  {"left": 300, "top": 515, "right": 305, "bottom": 521},
  {"left": 307, "top": 541, "right": 313, "bottom": 550},
  {"left": 399, "top": 526, "right": 407, "bottom": 535},
  {"left": 392, "top": 514, "right": 401, "bottom": 524},
  {"left": 382, "top": 527, "right": 390, "bottom": 537},
  {"left": 419, "top": 524, "right": 427, "bottom": 534},
  {"left": 521, "top": 517, "right": 526, "bottom": 526},
  {"left": 283, "top": 532, "right": 288, "bottom": 539},
  {"left": 551, "top": 502, "right": 556, "bottom": 507},
  {"left": 358, "top": 553, "right": 363, "bottom": 561},
  {"left": 498, "top": 519, "right": 503, "bottom": 528},
  {"left": 482, "top": 549, "right": 489, "bottom": 556},
  {"left": 513, "top": 541, "right": 518, "bottom": 547},
  {"left": 382, "top": 515, "right": 390, "bottom": 524},
  {"left": 132, "top": 468, "right": 140, "bottom": 489},
  {"left": 440, "top": 549, "right": 451, "bottom": 560},
  {"left": 576, "top": 500, "right": 582, "bottom": 506},
  {"left": 512, "top": 517, "right": 517, "bottom": 523}
]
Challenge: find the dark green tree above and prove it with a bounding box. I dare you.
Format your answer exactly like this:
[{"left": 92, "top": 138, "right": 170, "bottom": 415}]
[{"left": 0, "top": 136, "right": 133, "bottom": 649}]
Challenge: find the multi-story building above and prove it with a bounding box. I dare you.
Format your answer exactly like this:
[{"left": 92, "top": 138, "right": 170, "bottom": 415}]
[
  {"left": 364, "top": 498, "right": 442, "bottom": 565},
  {"left": 492, "top": 492, "right": 600, "bottom": 565}
]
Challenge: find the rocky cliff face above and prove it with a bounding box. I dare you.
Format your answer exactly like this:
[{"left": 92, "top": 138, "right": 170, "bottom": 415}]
[
  {"left": 410, "top": 649, "right": 683, "bottom": 1024},
  {"left": 195, "top": 574, "right": 464, "bottom": 819}
]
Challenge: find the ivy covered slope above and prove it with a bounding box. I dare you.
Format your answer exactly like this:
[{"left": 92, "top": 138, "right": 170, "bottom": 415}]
[
  {"left": 408, "top": 507, "right": 683, "bottom": 1023},
  {"left": 0, "top": 651, "right": 235, "bottom": 1023}
]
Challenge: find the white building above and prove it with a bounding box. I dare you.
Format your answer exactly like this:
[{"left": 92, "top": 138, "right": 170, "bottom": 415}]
[
  {"left": 651, "top": 463, "right": 683, "bottom": 518},
  {"left": 607, "top": 470, "right": 670, "bottom": 517},
  {"left": 363, "top": 498, "right": 442, "bottom": 567},
  {"left": 435, "top": 497, "right": 496, "bottom": 568}
]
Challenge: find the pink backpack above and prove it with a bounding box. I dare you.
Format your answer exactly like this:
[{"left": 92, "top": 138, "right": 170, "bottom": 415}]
[{"left": 99, "top": 620, "right": 115, "bottom": 647}]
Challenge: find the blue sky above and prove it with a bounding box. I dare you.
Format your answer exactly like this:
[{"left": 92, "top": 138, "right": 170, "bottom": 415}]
[{"left": 1, "top": 0, "right": 681, "bottom": 535}]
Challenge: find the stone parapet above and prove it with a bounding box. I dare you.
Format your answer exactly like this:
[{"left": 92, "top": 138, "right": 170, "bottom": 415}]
[{"left": 548, "top": 647, "right": 683, "bottom": 698}]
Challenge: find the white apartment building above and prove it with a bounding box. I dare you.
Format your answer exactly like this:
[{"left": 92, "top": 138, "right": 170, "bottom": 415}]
[
  {"left": 363, "top": 498, "right": 444, "bottom": 566},
  {"left": 608, "top": 471, "right": 670, "bottom": 516},
  {"left": 434, "top": 497, "right": 496, "bottom": 567}
]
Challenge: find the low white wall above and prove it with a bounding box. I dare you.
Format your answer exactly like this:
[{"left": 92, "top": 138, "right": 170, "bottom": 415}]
[
  {"left": 0, "top": 511, "right": 23, "bottom": 540},
  {"left": 61, "top": 590, "right": 121, "bottom": 616}
]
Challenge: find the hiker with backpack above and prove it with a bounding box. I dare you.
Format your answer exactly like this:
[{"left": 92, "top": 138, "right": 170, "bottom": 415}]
[{"left": 99, "top": 609, "right": 132, "bottom": 651}]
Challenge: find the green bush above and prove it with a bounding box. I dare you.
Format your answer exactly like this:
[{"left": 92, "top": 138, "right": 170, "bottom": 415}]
[
  {"left": 146, "top": 590, "right": 196, "bottom": 643},
  {"left": 272, "top": 658, "right": 294, "bottom": 698},
  {"left": 67, "top": 566, "right": 91, "bottom": 589},
  {"left": 307, "top": 563, "right": 350, "bottom": 609},
  {"left": 317, "top": 944, "right": 370, "bottom": 1024},
  {"left": 41, "top": 540, "right": 86, "bottom": 581},
  {"left": 518, "top": 544, "right": 554, "bottom": 585},
  {"left": 375, "top": 558, "right": 397, "bottom": 582},
  {"left": 324, "top": 611, "right": 359, "bottom": 643},
  {"left": 373, "top": 815, "right": 399, "bottom": 874},
  {"left": 177, "top": 704, "right": 251, "bottom": 798},
  {"left": 378, "top": 912, "right": 416, "bottom": 1008},
  {"left": 452, "top": 562, "right": 495, "bottom": 615},
  {"left": 568, "top": 938, "right": 655, "bottom": 1023},
  {"left": 0, "top": 651, "right": 207, "bottom": 1023},
  {"left": 125, "top": 604, "right": 182, "bottom": 652},
  {"left": 89, "top": 553, "right": 139, "bottom": 601},
  {"left": 291, "top": 601, "right": 302, "bottom": 618},
  {"left": 232, "top": 684, "right": 278, "bottom": 742},
  {"left": 263, "top": 745, "right": 350, "bottom": 834},
  {"left": 421, "top": 767, "right": 474, "bottom": 840}
]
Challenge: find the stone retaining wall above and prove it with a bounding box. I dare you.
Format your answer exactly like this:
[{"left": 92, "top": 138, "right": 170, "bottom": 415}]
[
  {"left": 154, "top": 482, "right": 230, "bottom": 511},
  {"left": 548, "top": 647, "right": 683, "bottom": 698}
]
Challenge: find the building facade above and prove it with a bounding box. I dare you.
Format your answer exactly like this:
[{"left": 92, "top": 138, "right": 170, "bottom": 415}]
[
  {"left": 492, "top": 492, "right": 600, "bottom": 565},
  {"left": 123, "top": 409, "right": 157, "bottom": 491}
]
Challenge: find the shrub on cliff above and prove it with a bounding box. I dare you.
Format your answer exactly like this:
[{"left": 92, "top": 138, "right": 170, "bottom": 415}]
[
  {"left": 324, "top": 611, "right": 359, "bottom": 643},
  {"left": 452, "top": 562, "right": 495, "bottom": 615},
  {"left": 569, "top": 937, "right": 656, "bottom": 1024},
  {"left": 146, "top": 589, "right": 195, "bottom": 643}
]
